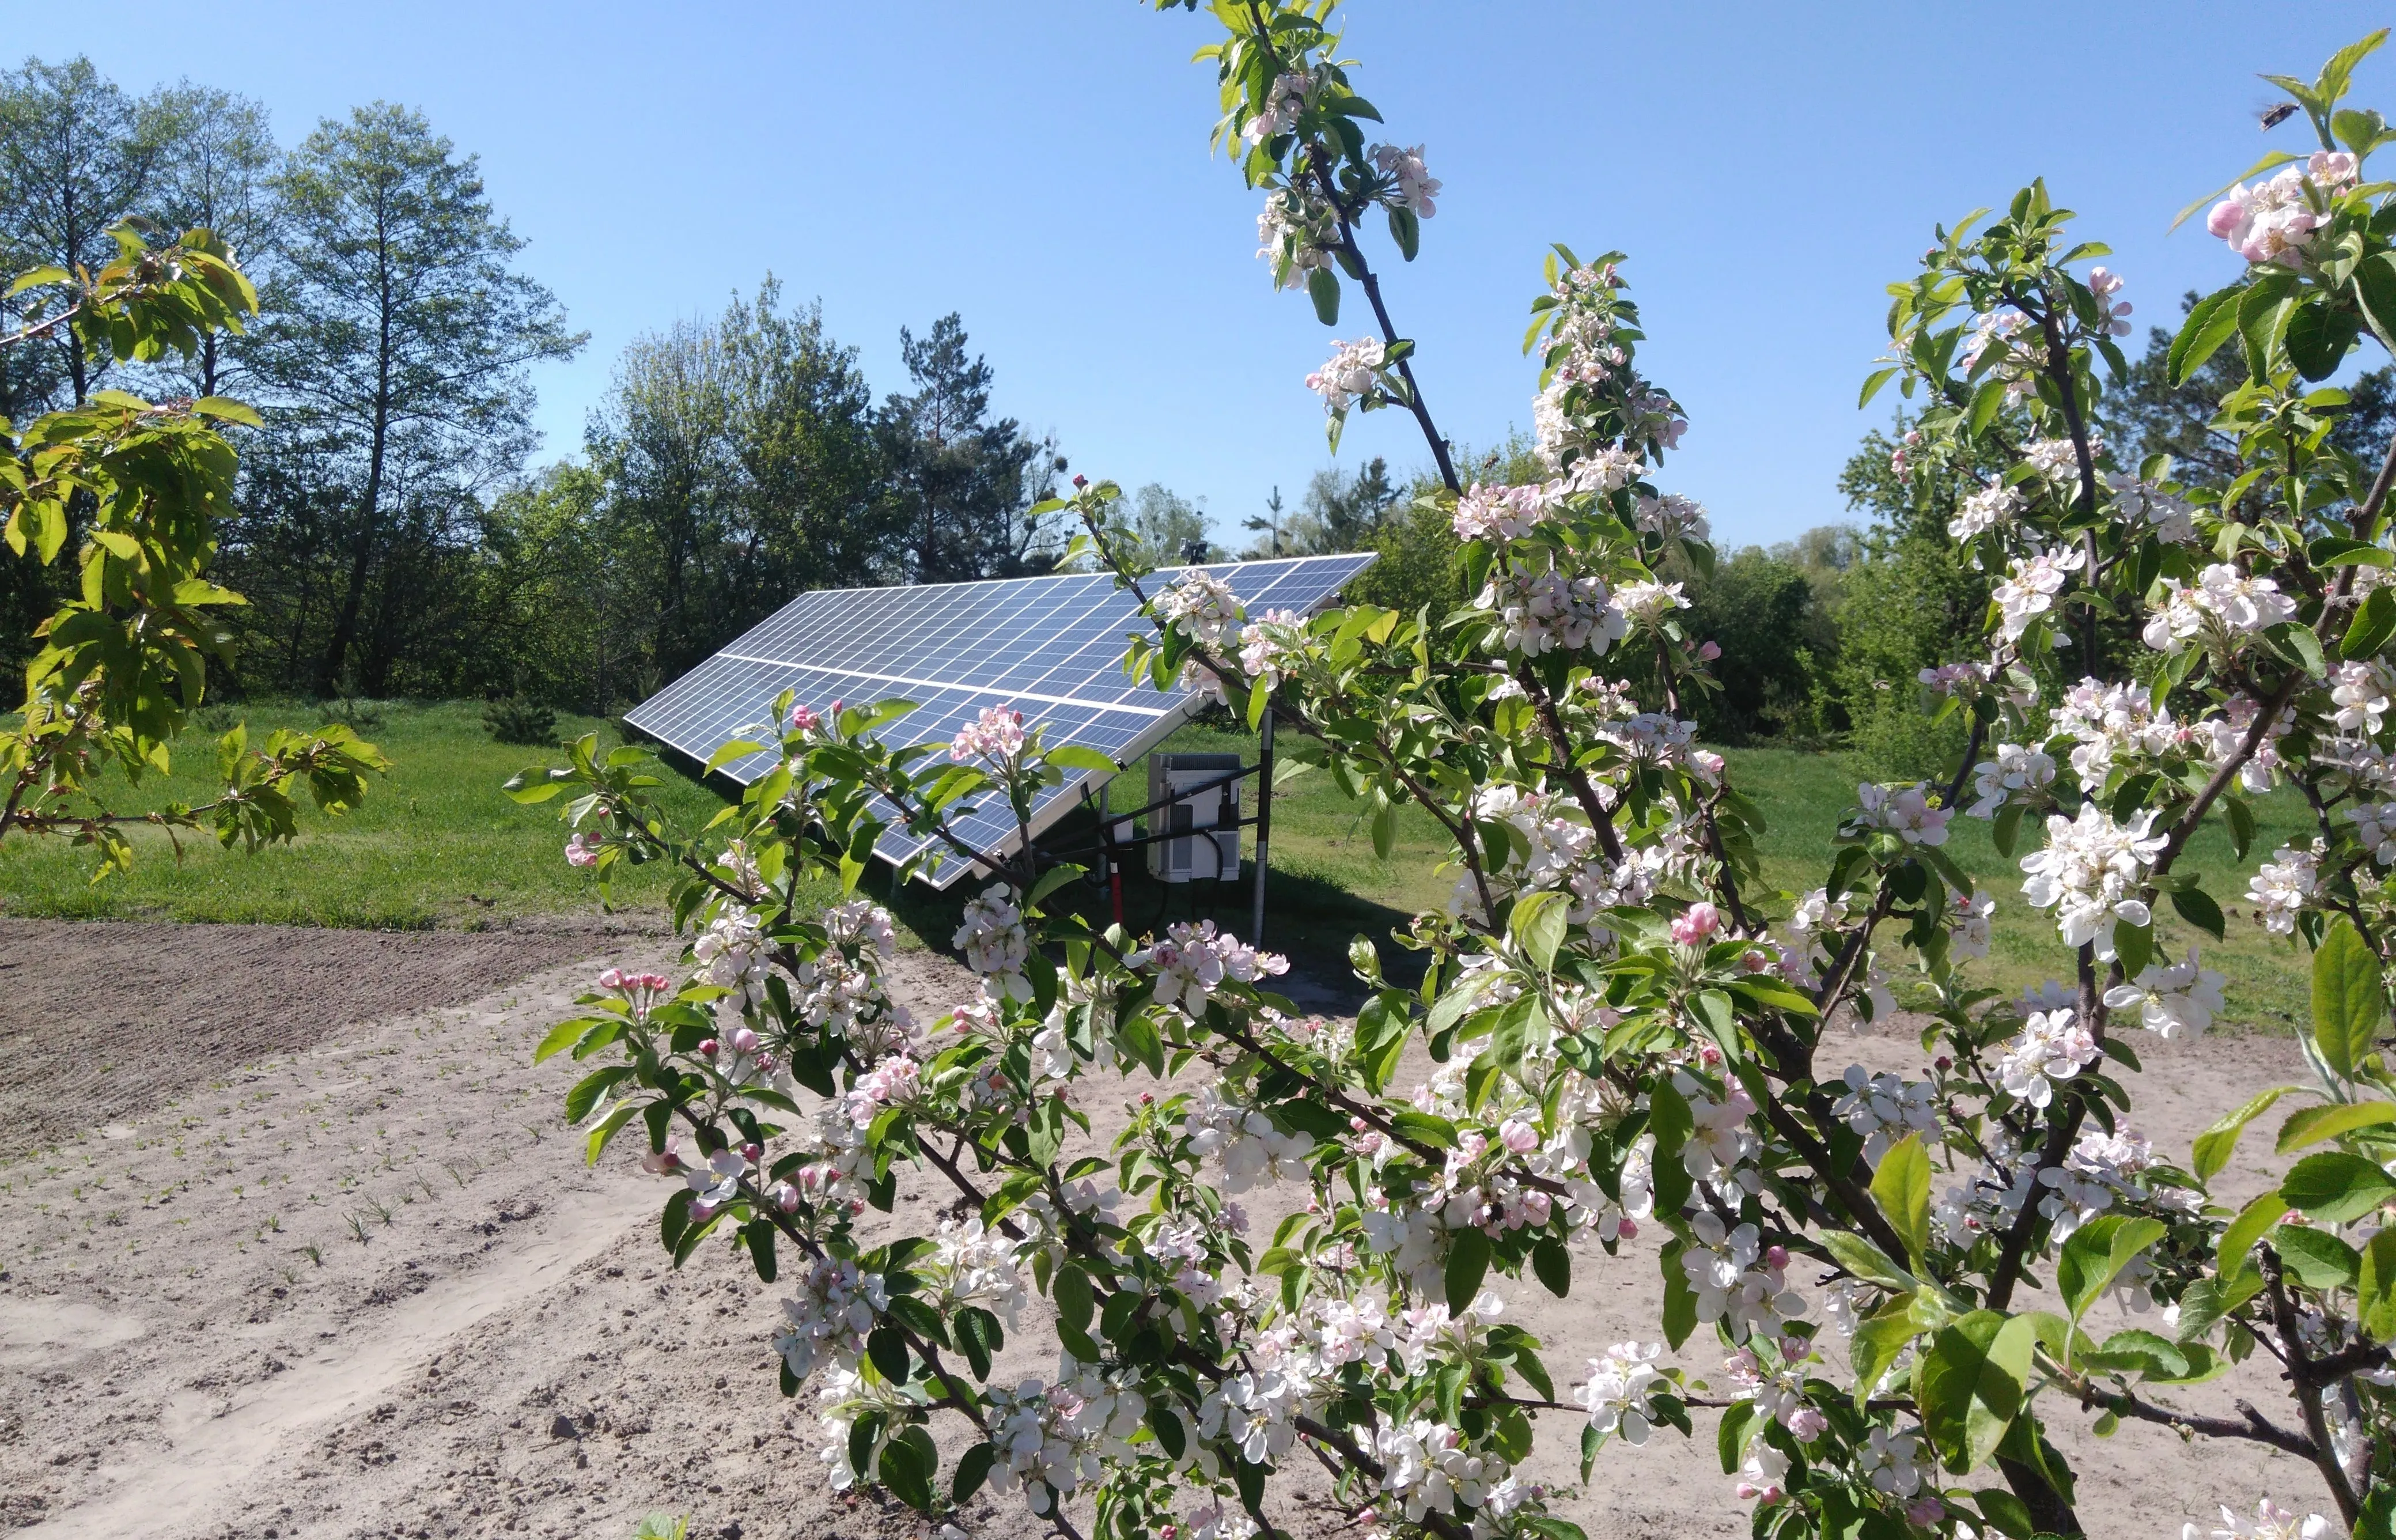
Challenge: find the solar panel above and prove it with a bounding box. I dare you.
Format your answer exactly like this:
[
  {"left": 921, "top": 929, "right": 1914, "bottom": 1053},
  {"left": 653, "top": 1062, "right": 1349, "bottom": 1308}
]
[{"left": 623, "top": 554, "right": 1377, "bottom": 888}]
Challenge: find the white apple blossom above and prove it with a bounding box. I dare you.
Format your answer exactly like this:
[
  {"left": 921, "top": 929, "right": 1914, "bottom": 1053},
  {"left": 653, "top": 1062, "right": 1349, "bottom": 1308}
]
[
  {"left": 1968, "top": 741, "right": 2056, "bottom": 817},
  {"left": 955, "top": 885, "right": 1032, "bottom": 1000},
  {"left": 1574, "top": 1341, "right": 1665, "bottom": 1445},
  {"left": 1307, "top": 335, "right": 1386, "bottom": 414},
  {"left": 1833, "top": 1066, "right": 1942, "bottom": 1164},
  {"left": 1370, "top": 142, "right": 1440, "bottom": 215},
  {"left": 1156, "top": 567, "right": 1244, "bottom": 646},
  {"left": 2106, "top": 472, "right": 2197, "bottom": 543},
  {"left": 1997, "top": 1007, "right": 2099, "bottom": 1108},
  {"left": 1993, "top": 545, "right": 2086, "bottom": 642},
  {"left": 2019, "top": 803, "right": 2166, "bottom": 948},
  {"left": 1853, "top": 780, "right": 1952, "bottom": 846},
  {"left": 2248, "top": 842, "right": 2321, "bottom": 934},
  {"left": 1948, "top": 480, "right": 2023, "bottom": 540},
  {"left": 2206, "top": 151, "right": 2359, "bottom": 264},
  {"left": 2104, "top": 949, "right": 2228, "bottom": 1039},
  {"left": 2185, "top": 1499, "right": 2336, "bottom": 1540}
]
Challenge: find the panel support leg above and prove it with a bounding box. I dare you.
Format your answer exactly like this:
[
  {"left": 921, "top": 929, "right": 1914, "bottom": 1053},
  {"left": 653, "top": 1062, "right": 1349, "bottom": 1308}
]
[{"left": 1250, "top": 709, "right": 1274, "bottom": 945}]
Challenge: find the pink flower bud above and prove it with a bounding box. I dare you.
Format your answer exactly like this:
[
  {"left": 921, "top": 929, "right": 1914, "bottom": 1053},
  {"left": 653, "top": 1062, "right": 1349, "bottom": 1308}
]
[
  {"left": 1522, "top": 1191, "right": 1551, "bottom": 1225},
  {"left": 1740, "top": 948, "right": 1769, "bottom": 973},
  {"left": 2206, "top": 197, "right": 2245, "bottom": 238},
  {"left": 1670, "top": 902, "right": 1721, "bottom": 945},
  {"left": 789, "top": 703, "right": 819, "bottom": 732},
  {"left": 1458, "top": 1130, "right": 1489, "bottom": 1162},
  {"left": 1786, "top": 1406, "right": 1827, "bottom": 1440},
  {"left": 1140, "top": 1092, "right": 1154, "bottom": 1106},
  {"left": 729, "top": 1027, "right": 760, "bottom": 1054},
  {"left": 691, "top": 1198, "right": 717, "bottom": 1223},
  {"left": 1350, "top": 1115, "right": 1369, "bottom": 1133},
  {"left": 829, "top": 698, "right": 845, "bottom": 717},
  {"left": 1498, "top": 1118, "right": 1539, "bottom": 1154},
  {"left": 1696, "top": 1042, "right": 1724, "bottom": 1068},
  {"left": 1906, "top": 1496, "right": 1945, "bottom": 1527},
  {"left": 1765, "top": 1244, "right": 1790, "bottom": 1271},
  {"left": 1615, "top": 1216, "right": 1638, "bottom": 1240},
  {"left": 640, "top": 1150, "right": 682, "bottom": 1175},
  {"left": 770, "top": 1182, "right": 800, "bottom": 1213},
  {"left": 741, "top": 1142, "right": 762, "bottom": 1164},
  {"left": 697, "top": 1038, "right": 719, "bottom": 1058},
  {"left": 1696, "top": 640, "right": 1722, "bottom": 661},
  {"left": 1935, "top": 1055, "right": 1953, "bottom": 1071},
  {"left": 1073, "top": 474, "right": 1089, "bottom": 490}
]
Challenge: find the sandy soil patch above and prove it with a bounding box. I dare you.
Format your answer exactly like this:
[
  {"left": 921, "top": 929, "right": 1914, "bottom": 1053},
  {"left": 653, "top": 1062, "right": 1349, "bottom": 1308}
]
[
  {"left": 0, "top": 926, "right": 2351, "bottom": 1539},
  {"left": 0, "top": 917, "right": 664, "bottom": 1161}
]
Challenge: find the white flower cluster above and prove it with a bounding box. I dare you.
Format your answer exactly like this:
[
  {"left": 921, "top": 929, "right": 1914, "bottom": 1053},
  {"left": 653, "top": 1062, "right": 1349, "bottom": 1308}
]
[
  {"left": 2050, "top": 677, "right": 2175, "bottom": 783},
  {"left": 989, "top": 1368, "right": 1150, "bottom": 1515},
  {"left": 1374, "top": 1418, "right": 1512, "bottom": 1526},
  {"left": 1996, "top": 1006, "right": 2099, "bottom": 1109},
  {"left": 2143, "top": 563, "right": 2300, "bottom": 654},
  {"left": 2019, "top": 803, "right": 2166, "bottom": 948},
  {"left": 1853, "top": 781, "right": 1952, "bottom": 846},
  {"left": 1575, "top": 1340, "right": 1665, "bottom": 1444},
  {"left": 1682, "top": 1211, "right": 1805, "bottom": 1341},
  {"left": 2186, "top": 1500, "right": 2337, "bottom": 1540},
  {"left": 1475, "top": 554, "right": 1623, "bottom": 656},
  {"left": 1993, "top": 545, "right": 2085, "bottom": 642},
  {"left": 1612, "top": 578, "right": 1689, "bottom": 629},
  {"left": 1833, "top": 1066, "right": 1941, "bottom": 1164},
  {"left": 2023, "top": 433, "right": 2099, "bottom": 489},
  {"left": 2103, "top": 948, "right": 2226, "bottom": 1039},
  {"left": 1948, "top": 890, "right": 1997, "bottom": 962},
  {"left": 2105, "top": 472, "right": 2197, "bottom": 543},
  {"left": 1237, "top": 607, "right": 1308, "bottom": 691},
  {"left": 693, "top": 909, "right": 771, "bottom": 1012},
  {"left": 950, "top": 705, "right": 1027, "bottom": 765},
  {"left": 773, "top": 1257, "right": 887, "bottom": 1381},
  {"left": 1452, "top": 480, "right": 1555, "bottom": 543},
  {"left": 1307, "top": 335, "right": 1386, "bottom": 414},
  {"left": 2334, "top": 659, "right": 2394, "bottom": 734},
  {"left": 1157, "top": 567, "right": 1243, "bottom": 646},
  {"left": 1370, "top": 142, "right": 1440, "bottom": 215},
  {"left": 1948, "top": 480, "right": 2024, "bottom": 541},
  {"left": 1632, "top": 491, "right": 1710, "bottom": 543},
  {"left": 1967, "top": 741, "right": 2056, "bottom": 817},
  {"left": 955, "top": 884, "right": 1032, "bottom": 1000},
  {"left": 924, "top": 1217, "right": 1026, "bottom": 1321},
  {"left": 1185, "top": 1081, "right": 1317, "bottom": 1193},
  {"left": 1255, "top": 186, "right": 1335, "bottom": 290},
  {"left": 2206, "top": 150, "right": 2360, "bottom": 264},
  {"left": 2246, "top": 842, "right": 2321, "bottom": 934},
  {"left": 1244, "top": 69, "right": 1310, "bottom": 143},
  {"left": 1130, "top": 918, "right": 1290, "bottom": 1015}
]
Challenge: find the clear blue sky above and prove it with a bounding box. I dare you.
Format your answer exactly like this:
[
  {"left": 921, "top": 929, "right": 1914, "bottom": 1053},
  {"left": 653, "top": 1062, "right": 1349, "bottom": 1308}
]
[{"left": 18, "top": 3, "right": 2393, "bottom": 550}]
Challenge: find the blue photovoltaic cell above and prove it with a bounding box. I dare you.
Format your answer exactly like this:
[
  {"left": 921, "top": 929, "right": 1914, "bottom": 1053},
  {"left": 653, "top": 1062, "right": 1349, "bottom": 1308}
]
[{"left": 623, "top": 554, "right": 1375, "bottom": 887}]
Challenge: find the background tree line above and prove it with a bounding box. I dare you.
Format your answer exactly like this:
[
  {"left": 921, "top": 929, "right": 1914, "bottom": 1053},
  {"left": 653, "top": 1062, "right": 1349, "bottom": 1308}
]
[
  {"left": 0, "top": 55, "right": 1064, "bottom": 712},
  {"left": 5, "top": 54, "right": 2346, "bottom": 746}
]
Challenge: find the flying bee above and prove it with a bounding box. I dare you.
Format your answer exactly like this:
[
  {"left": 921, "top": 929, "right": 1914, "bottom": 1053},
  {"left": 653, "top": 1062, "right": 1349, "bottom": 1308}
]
[{"left": 2259, "top": 101, "right": 2300, "bottom": 131}]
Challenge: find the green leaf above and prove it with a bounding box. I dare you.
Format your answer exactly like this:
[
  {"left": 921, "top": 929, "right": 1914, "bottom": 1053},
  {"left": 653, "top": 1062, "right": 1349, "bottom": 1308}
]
[
  {"left": 2348, "top": 585, "right": 2396, "bottom": 661},
  {"left": 1871, "top": 1133, "right": 1932, "bottom": 1267},
  {"left": 702, "top": 738, "right": 766, "bottom": 775},
  {"left": 1860, "top": 366, "right": 1898, "bottom": 408},
  {"left": 2282, "top": 1151, "right": 2396, "bottom": 1223},
  {"left": 1445, "top": 1225, "right": 1491, "bottom": 1311},
  {"left": 1532, "top": 1236, "right": 1571, "bottom": 1297},
  {"left": 1510, "top": 890, "right": 1569, "bottom": 973},
  {"left": 2312, "top": 917, "right": 2386, "bottom": 1080},
  {"left": 1391, "top": 1109, "right": 1460, "bottom": 1149},
  {"left": 879, "top": 1425, "right": 937, "bottom": 1512},
  {"left": 1974, "top": 1487, "right": 2040, "bottom": 1540},
  {"left": 1308, "top": 267, "right": 1341, "bottom": 326},
  {"left": 1918, "top": 1311, "right": 2035, "bottom": 1475},
  {"left": 1715, "top": 1398, "right": 1756, "bottom": 1474},
  {"left": 2171, "top": 285, "right": 2244, "bottom": 383},
  {"left": 2219, "top": 1190, "right": 2292, "bottom": 1276},
  {"left": 955, "top": 1306, "right": 1001, "bottom": 1379},
  {"left": 1850, "top": 1297, "right": 1925, "bottom": 1406},
  {"left": 1661, "top": 1240, "right": 1698, "bottom": 1349},
  {"left": 1045, "top": 746, "right": 1119, "bottom": 774},
  {"left": 2277, "top": 1100, "right": 2396, "bottom": 1152},
  {"left": 951, "top": 1441, "right": 997, "bottom": 1503},
  {"left": 534, "top": 1016, "right": 596, "bottom": 1063},
  {"left": 2273, "top": 1224, "right": 2364, "bottom": 1289},
  {"left": 866, "top": 1326, "right": 910, "bottom": 1385},
  {"left": 2057, "top": 1215, "right": 2168, "bottom": 1323},
  {"left": 2193, "top": 1086, "right": 2296, "bottom": 1181},
  {"left": 2357, "top": 1231, "right": 2396, "bottom": 1342},
  {"left": 2358, "top": 251, "right": 2396, "bottom": 355},
  {"left": 1820, "top": 1231, "right": 1917, "bottom": 1291},
  {"left": 1054, "top": 1264, "right": 1096, "bottom": 1333},
  {"left": 2169, "top": 884, "right": 2227, "bottom": 941}
]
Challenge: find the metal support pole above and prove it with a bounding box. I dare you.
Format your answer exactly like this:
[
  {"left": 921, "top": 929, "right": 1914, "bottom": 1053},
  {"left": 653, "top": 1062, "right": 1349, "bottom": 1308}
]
[{"left": 1250, "top": 709, "right": 1274, "bottom": 944}]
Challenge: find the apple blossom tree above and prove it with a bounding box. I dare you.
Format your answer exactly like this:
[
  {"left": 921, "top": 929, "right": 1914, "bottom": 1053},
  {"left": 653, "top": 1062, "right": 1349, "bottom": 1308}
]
[
  {"left": 0, "top": 222, "right": 386, "bottom": 865},
  {"left": 528, "top": 11, "right": 2396, "bottom": 1539}
]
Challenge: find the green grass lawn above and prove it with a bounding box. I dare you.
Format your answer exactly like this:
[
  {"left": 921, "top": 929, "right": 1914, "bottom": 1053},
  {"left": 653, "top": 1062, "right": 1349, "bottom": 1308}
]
[
  {"left": 0, "top": 701, "right": 2318, "bottom": 1032},
  {"left": 0, "top": 699, "right": 722, "bottom": 929}
]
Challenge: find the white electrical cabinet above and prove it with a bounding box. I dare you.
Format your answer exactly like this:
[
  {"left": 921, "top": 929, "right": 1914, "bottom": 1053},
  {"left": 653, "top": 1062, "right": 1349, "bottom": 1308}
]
[{"left": 1146, "top": 754, "right": 1243, "bottom": 883}]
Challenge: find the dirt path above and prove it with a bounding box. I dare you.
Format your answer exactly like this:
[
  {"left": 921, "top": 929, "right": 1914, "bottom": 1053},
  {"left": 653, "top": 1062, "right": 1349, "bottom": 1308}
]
[{"left": 0, "top": 925, "right": 2352, "bottom": 1539}]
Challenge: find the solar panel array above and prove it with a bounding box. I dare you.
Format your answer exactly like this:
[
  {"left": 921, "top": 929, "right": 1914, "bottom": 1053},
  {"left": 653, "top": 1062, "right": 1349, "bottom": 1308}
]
[{"left": 624, "top": 554, "right": 1376, "bottom": 887}]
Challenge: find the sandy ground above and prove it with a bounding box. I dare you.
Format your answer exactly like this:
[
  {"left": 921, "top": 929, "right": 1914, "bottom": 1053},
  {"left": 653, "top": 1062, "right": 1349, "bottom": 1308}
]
[{"left": 0, "top": 921, "right": 2351, "bottom": 1540}]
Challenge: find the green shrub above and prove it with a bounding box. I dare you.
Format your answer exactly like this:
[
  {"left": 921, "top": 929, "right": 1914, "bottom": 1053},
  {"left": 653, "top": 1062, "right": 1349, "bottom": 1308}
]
[{"left": 482, "top": 695, "right": 558, "bottom": 746}]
